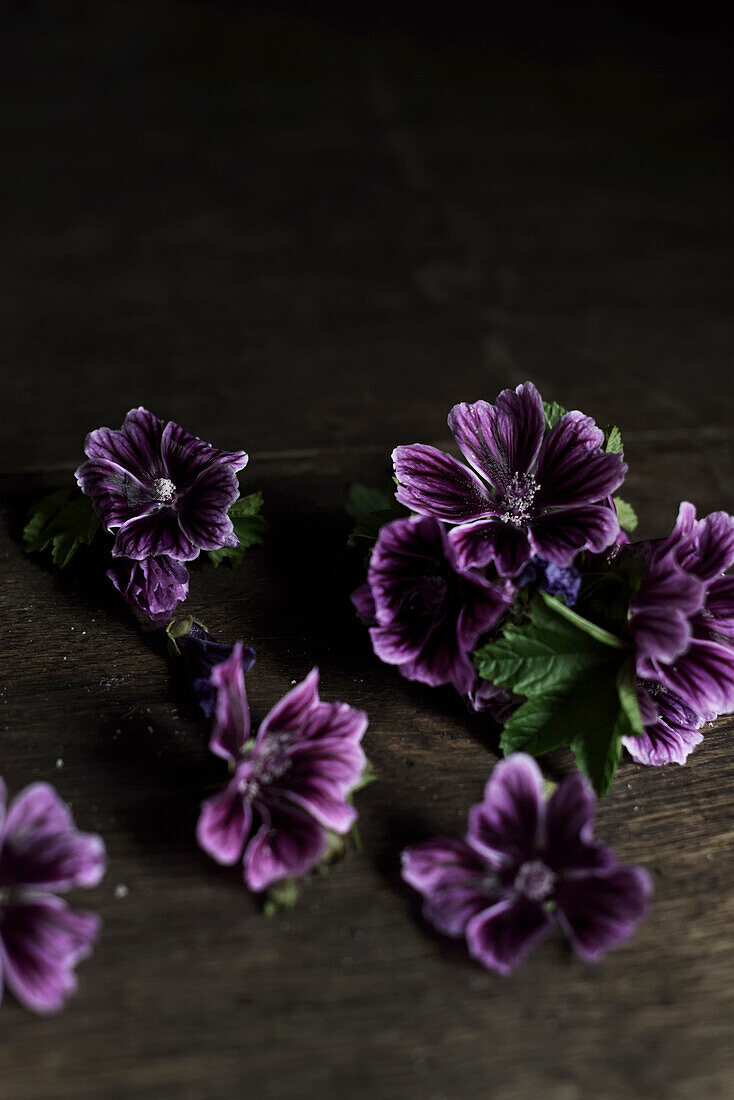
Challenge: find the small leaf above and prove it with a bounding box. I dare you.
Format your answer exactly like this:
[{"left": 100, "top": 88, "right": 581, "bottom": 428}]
[
  {"left": 207, "top": 492, "right": 267, "bottom": 567},
  {"left": 604, "top": 425, "right": 623, "bottom": 454},
  {"left": 543, "top": 401, "right": 567, "bottom": 432},
  {"left": 613, "top": 495, "right": 638, "bottom": 534},
  {"left": 539, "top": 592, "right": 628, "bottom": 650},
  {"left": 345, "top": 484, "right": 393, "bottom": 521},
  {"left": 263, "top": 878, "right": 300, "bottom": 916},
  {"left": 23, "top": 489, "right": 99, "bottom": 569}
]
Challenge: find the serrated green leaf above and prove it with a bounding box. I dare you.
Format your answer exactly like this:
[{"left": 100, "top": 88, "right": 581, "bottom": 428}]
[
  {"left": 613, "top": 495, "right": 638, "bottom": 534},
  {"left": 539, "top": 591, "right": 628, "bottom": 649},
  {"left": 543, "top": 400, "right": 567, "bottom": 432},
  {"left": 345, "top": 483, "right": 393, "bottom": 521},
  {"left": 23, "top": 489, "right": 99, "bottom": 569},
  {"left": 604, "top": 425, "right": 623, "bottom": 454},
  {"left": 207, "top": 493, "right": 267, "bottom": 567}
]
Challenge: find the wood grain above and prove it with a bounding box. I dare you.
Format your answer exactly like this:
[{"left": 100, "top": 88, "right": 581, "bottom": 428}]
[{"left": 1, "top": 3, "right": 733, "bottom": 1097}]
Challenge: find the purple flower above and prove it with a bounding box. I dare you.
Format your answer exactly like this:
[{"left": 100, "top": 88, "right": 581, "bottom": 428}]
[
  {"left": 76, "top": 407, "right": 248, "bottom": 562},
  {"left": 625, "top": 502, "right": 734, "bottom": 765},
  {"left": 393, "top": 382, "right": 626, "bottom": 576},
  {"left": 351, "top": 515, "right": 513, "bottom": 696},
  {"left": 518, "top": 558, "right": 581, "bottom": 607},
  {"left": 0, "top": 780, "right": 105, "bottom": 1013},
  {"left": 107, "top": 555, "right": 189, "bottom": 626},
  {"left": 176, "top": 622, "right": 256, "bottom": 716},
  {"left": 197, "top": 649, "right": 368, "bottom": 892},
  {"left": 402, "top": 755, "right": 651, "bottom": 974}
]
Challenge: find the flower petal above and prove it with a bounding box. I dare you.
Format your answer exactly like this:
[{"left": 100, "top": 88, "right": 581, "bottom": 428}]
[
  {"left": 402, "top": 839, "right": 491, "bottom": 937},
  {"left": 83, "top": 407, "right": 165, "bottom": 483},
  {"left": 544, "top": 773, "right": 614, "bottom": 873},
  {"left": 294, "top": 700, "right": 369, "bottom": 749},
  {"left": 0, "top": 896, "right": 101, "bottom": 1014},
  {"left": 112, "top": 509, "right": 199, "bottom": 562},
  {"left": 196, "top": 781, "right": 252, "bottom": 865},
  {"left": 534, "top": 411, "right": 627, "bottom": 509},
  {"left": 705, "top": 576, "right": 734, "bottom": 639},
  {"left": 177, "top": 463, "right": 244, "bottom": 553},
  {"left": 529, "top": 503, "right": 620, "bottom": 566},
  {"left": 392, "top": 444, "right": 492, "bottom": 523},
  {"left": 631, "top": 550, "right": 705, "bottom": 670},
  {"left": 257, "top": 668, "right": 321, "bottom": 740},
  {"left": 555, "top": 866, "right": 652, "bottom": 961},
  {"left": 162, "top": 420, "right": 248, "bottom": 490},
  {"left": 243, "top": 800, "right": 327, "bottom": 892},
  {"left": 449, "top": 519, "right": 531, "bottom": 575},
  {"left": 465, "top": 896, "right": 551, "bottom": 974},
  {"left": 0, "top": 784, "right": 105, "bottom": 892},
  {"left": 448, "top": 382, "right": 545, "bottom": 494},
  {"left": 351, "top": 583, "right": 377, "bottom": 625},
  {"left": 654, "top": 634, "right": 734, "bottom": 721},
  {"left": 672, "top": 503, "right": 734, "bottom": 581},
  {"left": 277, "top": 775, "right": 358, "bottom": 833},
  {"left": 209, "top": 643, "right": 251, "bottom": 760},
  {"left": 467, "top": 755, "right": 545, "bottom": 869},
  {"left": 75, "top": 458, "right": 157, "bottom": 530}
]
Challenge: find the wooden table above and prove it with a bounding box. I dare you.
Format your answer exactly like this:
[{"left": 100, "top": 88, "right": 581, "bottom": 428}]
[{"left": 1, "top": 4, "right": 733, "bottom": 1097}]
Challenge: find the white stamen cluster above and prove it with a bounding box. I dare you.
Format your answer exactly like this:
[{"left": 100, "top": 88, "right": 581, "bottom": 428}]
[
  {"left": 152, "top": 477, "right": 177, "bottom": 504},
  {"left": 499, "top": 472, "right": 540, "bottom": 528}
]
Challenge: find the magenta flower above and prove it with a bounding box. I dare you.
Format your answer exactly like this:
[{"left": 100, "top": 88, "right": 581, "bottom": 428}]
[
  {"left": 197, "top": 648, "right": 368, "bottom": 892},
  {"left": 351, "top": 515, "right": 513, "bottom": 697},
  {"left": 625, "top": 502, "right": 734, "bottom": 765},
  {"left": 76, "top": 407, "right": 248, "bottom": 562},
  {"left": 0, "top": 780, "right": 105, "bottom": 1013},
  {"left": 402, "top": 755, "right": 651, "bottom": 974},
  {"left": 393, "top": 382, "right": 626, "bottom": 576},
  {"left": 107, "top": 555, "right": 189, "bottom": 626}
]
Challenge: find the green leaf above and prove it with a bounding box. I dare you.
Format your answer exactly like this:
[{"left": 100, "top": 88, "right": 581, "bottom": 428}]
[
  {"left": 345, "top": 483, "right": 393, "bottom": 521},
  {"left": 207, "top": 492, "right": 267, "bottom": 567},
  {"left": 543, "top": 400, "right": 567, "bottom": 432},
  {"left": 604, "top": 425, "right": 623, "bottom": 454},
  {"left": 475, "top": 594, "right": 630, "bottom": 795},
  {"left": 539, "top": 591, "right": 628, "bottom": 649},
  {"left": 263, "top": 878, "right": 300, "bottom": 917},
  {"left": 615, "top": 658, "right": 644, "bottom": 737},
  {"left": 613, "top": 495, "right": 638, "bottom": 533},
  {"left": 23, "top": 489, "right": 99, "bottom": 568}
]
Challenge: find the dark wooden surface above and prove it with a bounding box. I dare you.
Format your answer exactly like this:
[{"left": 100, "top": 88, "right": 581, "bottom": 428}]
[{"left": 2, "top": 3, "right": 734, "bottom": 1097}]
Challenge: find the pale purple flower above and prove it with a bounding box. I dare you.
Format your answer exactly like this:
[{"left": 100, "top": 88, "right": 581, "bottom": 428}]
[
  {"left": 107, "top": 555, "right": 189, "bottom": 626},
  {"left": 402, "top": 755, "right": 651, "bottom": 974},
  {"left": 197, "top": 649, "right": 368, "bottom": 892},
  {"left": 76, "top": 407, "right": 248, "bottom": 562},
  {"left": 176, "top": 622, "right": 256, "bottom": 716},
  {"left": 0, "top": 780, "right": 105, "bottom": 1014},
  {"left": 351, "top": 515, "right": 513, "bottom": 696},
  {"left": 393, "top": 382, "right": 626, "bottom": 576},
  {"left": 625, "top": 502, "right": 734, "bottom": 765}
]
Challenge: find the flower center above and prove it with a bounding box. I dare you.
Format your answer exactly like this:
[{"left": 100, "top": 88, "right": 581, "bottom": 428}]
[
  {"left": 153, "top": 477, "right": 176, "bottom": 504},
  {"left": 513, "top": 859, "right": 556, "bottom": 902},
  {"left": 499, "top": 473, "right": 540, "bottom": 528},
  {"left": 413, "top": 573, "right": 449, "bottom": 614},
  {"left": 238, "top": 735, "right": 291, "bottom": 801}
]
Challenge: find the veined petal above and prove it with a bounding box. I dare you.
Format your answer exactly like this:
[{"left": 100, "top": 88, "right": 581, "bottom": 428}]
[
  {"left": 465, "top": 895, "right": 551, "bottom": 974},
  {"left": 467, "top": 755, "right": 545, "bottom": 869},
  {"left": 177, "top": 463, "right": 244, "bottom": 553},
  {"left": 162, "top": 420, "right": 248, "bottom": 491},
  {"left": 449, "top": 519, "right": 530, "bottom": 575},
  {"left": 277, "top": 777, "right": 358, "bottom": 833},
  {"left": 535, "top": 412, "right": 627, "bottom": 510},
  {"left": 0, "top": 784, "right": 105, "bottom": 892},
  {"left": 631, "top": 551, "right": 705, "bottom": 669},
  {"left": 209, "top": 643, "right": 251, "bottom": 760},
  {"left": 555, "top": 866, "right": 652, "bottom": 962},
  {"left": 83, "top": 407, "right": 165, "bottom": 484},
  {"left": 448, "top": 382, "right": 545, "bottom": 494},
  {"left": 401, "top": 839, "right": 491, "bottom": 937},
  {"left": 196, "top": 781, "right": 252, "bottom": 865},
  {"left": 655, "top": 635, "right": 734, "bottom": 720},
  {"left": 294, "top": 701, "right": 369, "bottom": 749},
  {"left": 243, "top": 800, "right": 327, "bottom": 892},
  {"left": 529, "top": 503, "right": 620, "bottom": 566},
  {"left": 705, "top": 576, "right": 734, "bottom": 639},
  {"left": 544, "top": 773, "right": 614, "bottom": 873},
  {"left": 112, "top": 510, "right": 199, "bottom": 562},
  {"left": 75, "top": 458, "right": 157, "bottom": 531},
  {"left": 393, "top": 444, "right": 492, "bottom": 523},
  {"left": 672, "top": 503, "right": 734, "bottom": 581},
  {"left": 257, "top": 668, "right": 320, "bottom": 741},
  {"left": 0, "top": 896, "right": 101, "bottom": 1014}
]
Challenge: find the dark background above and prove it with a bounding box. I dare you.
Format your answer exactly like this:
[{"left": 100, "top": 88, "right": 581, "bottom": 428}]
[{"left": 1, "top": 3, "right": 733, "bottom": 1098}]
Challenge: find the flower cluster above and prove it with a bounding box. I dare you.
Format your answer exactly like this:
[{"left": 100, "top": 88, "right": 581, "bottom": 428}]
[
  {"left": 74, "top": 408, "right": 249, "bottom": 625},
  {"left": 351, "top": 380, "right": 734, "bottom": 793},
  {"left": 402, "top": 755, "right": 651, "bottom": 973},
  {"left": 0, "top": 781, "right": 105, "bottom": 1013},
  {"left": 197, "top": 646, "right": 369, "bottom": 894}
]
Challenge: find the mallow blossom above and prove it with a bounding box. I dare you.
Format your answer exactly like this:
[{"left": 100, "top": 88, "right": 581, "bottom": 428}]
[
  {"left": 107, "top": 555, "right": 189, "bottom": 626},
  {"left": 76, "top": 407, "right": 248, "bottom": 562},
  {"left": 197, "top": 648, "right": 368, "bottom": 892},
  {"left": 402, "top": 755, "right": 651, "bottom": 974},
  {"left": 393, "top": 381, "right": 626, "bottom": 577},
  {"left": 352, "top": 515, "right": 513, "bottom": 697},
  {"left": 0, "top": 780, "right": 105, "bottom": 1013},
  {"left": 176, "top": 622, "right": 256, "bottom": 717},
  {"left": 625, "top": 502, "right": 734, "bottom": 765}
]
